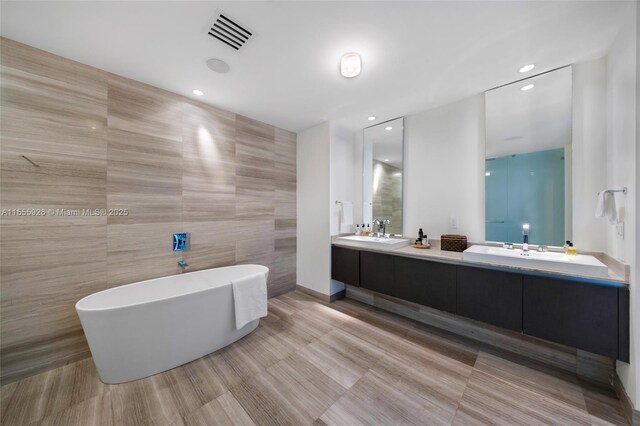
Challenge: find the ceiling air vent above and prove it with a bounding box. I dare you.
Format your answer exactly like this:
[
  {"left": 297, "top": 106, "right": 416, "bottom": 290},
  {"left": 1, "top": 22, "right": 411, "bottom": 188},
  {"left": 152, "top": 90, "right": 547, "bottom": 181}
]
[{"left": 207, "top": 14, "right": 252, "bottom": 51}]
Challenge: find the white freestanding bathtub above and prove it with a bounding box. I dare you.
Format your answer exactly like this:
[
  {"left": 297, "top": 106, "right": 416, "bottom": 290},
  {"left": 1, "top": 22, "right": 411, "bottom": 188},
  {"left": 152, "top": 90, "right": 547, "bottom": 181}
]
[{"left": 76, "top": 264, "right": 268, "bottom": 384}]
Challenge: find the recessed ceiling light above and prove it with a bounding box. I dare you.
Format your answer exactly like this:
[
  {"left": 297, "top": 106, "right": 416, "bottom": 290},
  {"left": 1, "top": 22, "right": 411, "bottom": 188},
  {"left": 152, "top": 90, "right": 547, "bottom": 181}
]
[
  {"left": 394, "top": 172, "right": 401, "bottom": 176},
  {"left": 385, "top": 126, "right": 393, "bottom": 131},
  {"left": 340, "top": 52, "right": 361, "bottom": 78},
  {"left": 519, "top": 64, "right": 535, "bottom": 73},
  {"left": 368, "top": 116, "right": 376, "bottom": 121},
  {"left": 485, "top": 172, "right": 491, "bottom": 176},
  {"left": 206, "top": 58, "right": 230, "bottom": 74},
  {"left": 192, "top": 89, "right": 204, "bottom": 96},
  {"left": 520, "top": 84, "right": 535, "bottom": 91},
  {"left": 384, "top": 159, "right": 389, "bottom": 162}
]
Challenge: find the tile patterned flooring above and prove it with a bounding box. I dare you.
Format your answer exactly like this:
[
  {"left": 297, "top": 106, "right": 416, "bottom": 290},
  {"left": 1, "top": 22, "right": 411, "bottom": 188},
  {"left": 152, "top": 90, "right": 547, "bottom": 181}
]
[{"left": 0, "top": 291, "right": 628, "bottom": 425}]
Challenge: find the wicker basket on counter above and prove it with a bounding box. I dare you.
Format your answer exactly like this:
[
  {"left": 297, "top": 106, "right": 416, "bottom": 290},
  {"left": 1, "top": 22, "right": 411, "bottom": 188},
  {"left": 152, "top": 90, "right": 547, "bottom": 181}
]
[{"left": 440, "top": 234, "right": 468, "bottom": 252}]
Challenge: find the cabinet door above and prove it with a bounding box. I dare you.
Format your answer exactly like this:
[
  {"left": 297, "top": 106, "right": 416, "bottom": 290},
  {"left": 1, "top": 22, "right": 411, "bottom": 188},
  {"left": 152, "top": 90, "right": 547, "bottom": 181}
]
[
  {"left": 331, "top": 246, "right": 360, "bottom": 286},
  {"left": 619, "top": 287, "right": 630, "bottom": 362},
  {"left": 523, "top": 276, "right": 618, "bottom": 359},
  {"left": 360, "top": 251, "right": 394, "bottom": 294},
  {"left": 394, "top": 257, "right": 456, "bottom": 313},
  {"left": 457, "top": 266, "right": 523, "bottom": 331}
]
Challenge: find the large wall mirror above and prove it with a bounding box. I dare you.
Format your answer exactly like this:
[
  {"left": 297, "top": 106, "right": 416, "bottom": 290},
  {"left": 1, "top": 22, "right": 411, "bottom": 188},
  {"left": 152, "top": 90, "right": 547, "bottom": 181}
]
[
  {"left": 363, "top": 117, "right": 404, "bottom": 235},
  {"left": 485, "top": 67, "right": 572, "bottom": 247}
]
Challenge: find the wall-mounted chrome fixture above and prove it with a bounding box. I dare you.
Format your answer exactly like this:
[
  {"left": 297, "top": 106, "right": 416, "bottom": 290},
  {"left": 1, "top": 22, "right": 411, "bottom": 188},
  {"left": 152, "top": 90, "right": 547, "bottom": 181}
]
[
  {"left": 173, "top": 233, "right": 189, "bottom": 251},
  {"left": 599, "top": 187, "right": 627, "bottom": 195}
]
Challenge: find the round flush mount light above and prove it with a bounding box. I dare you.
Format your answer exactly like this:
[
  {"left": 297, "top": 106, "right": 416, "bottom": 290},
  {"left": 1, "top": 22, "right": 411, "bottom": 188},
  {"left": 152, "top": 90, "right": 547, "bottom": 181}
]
[
  {"left": 368, "top": 116, "right": 376, "bottom": 121},
  {"left": 384, "top": 159, "right": 390, "bottom": 162},
  {"left": 192, "top": 89, "right": 204, "bottom": 96},
  {"left": 206, "top": 58, "right": 230, "bottom": 74},
  {"left": 519, "top": 64, "right": 535, "bottom": 73},
  {"left": 340, "top": 52, "right": 361, "bottom": 78},
  {"left": 520, "top": 84, "right": 535, "bottom": 91},
  {"left": 385, "top": 126, "right": 393, "bottom": 131}
]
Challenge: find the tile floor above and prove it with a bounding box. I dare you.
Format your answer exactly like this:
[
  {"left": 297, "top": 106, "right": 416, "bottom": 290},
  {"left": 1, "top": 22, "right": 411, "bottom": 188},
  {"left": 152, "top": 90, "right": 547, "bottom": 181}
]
[{"left": 0, "top": 291, "right": 628, "bottom": 425}]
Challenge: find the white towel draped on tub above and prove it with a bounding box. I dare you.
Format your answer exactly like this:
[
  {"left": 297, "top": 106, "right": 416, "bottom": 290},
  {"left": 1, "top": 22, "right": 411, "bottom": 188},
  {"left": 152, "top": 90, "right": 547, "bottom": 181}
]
[
  {"left": 232, "top": 271, "right": 268, "bottom": 330},
  {"left": 595, "top": 191, "right": 618, "bottom": 224}
]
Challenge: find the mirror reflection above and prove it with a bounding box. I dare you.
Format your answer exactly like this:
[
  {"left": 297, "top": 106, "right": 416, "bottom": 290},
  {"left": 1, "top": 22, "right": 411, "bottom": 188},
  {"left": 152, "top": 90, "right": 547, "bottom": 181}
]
[
  {"left": 363, "top": 117, "right": 404, "bottom": 235},
  {"left": 485, "top": 67, "right": 572, "bottom": 246}
]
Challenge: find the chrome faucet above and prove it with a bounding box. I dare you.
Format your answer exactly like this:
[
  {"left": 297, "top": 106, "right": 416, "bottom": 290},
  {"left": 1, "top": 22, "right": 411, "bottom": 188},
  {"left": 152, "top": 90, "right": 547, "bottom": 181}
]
[
  {"left": 178, "top": 260, "right": 189, "bottom": 270},
  {"left": 522, "top": 223, "right": 530, "bottom": 253},
  {"left": 374, "top": 219, "right": 391, "bottom": 237}
]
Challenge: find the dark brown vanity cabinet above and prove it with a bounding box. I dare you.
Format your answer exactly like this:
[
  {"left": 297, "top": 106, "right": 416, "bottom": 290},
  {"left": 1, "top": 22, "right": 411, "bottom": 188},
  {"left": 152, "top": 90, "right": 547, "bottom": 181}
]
[
  {"left": 330, "top": 245, "right": 629, "bottom": 361},
  {"left": 523, "top": 276, "right": 620, "bottom": 360},
  {"left": 394, "top": 256, "right": 456, "bottom": 313},
  {"left": 456, "top": 266, "right": 523, "bottom": 331},
  {"left": 331, "top": 246, "right": 360, "bottom": 286},
  {"left": 359, "top": 251, "right": 395, "bottom": 294}
]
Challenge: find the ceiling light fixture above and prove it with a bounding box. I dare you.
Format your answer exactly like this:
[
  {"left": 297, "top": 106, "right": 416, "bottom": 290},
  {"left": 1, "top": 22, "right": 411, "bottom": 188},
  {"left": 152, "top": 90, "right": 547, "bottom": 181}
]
[
  {"left": 394, "top": 172, "right": 401, "bottom": 176},
  {"left": 384, "top": 159, "right": 389, "bottom": 162},
  {"left": 368, "top": 116, "right": 376, "bottom": 121},
  {"left": 340, "top": 52, "right": 361, "bottom": 78},
  {"left": 192, "top": 89, "right": 204, "bottom": 96},
  {"left": 520, "top": 84, "right": 535, "bottom": 91},
  {"left": 385, "top": 126, "right": 393, "bottom": 131},
  {"left": 519, "top": 64, "right": 535, "bottom": 73}
]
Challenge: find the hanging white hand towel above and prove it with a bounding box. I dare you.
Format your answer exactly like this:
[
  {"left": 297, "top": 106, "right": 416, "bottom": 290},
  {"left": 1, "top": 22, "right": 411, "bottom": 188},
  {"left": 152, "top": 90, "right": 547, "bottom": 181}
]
[
  {"left": 232, "top": 271, "right": 268, "bottom": 330},
  {"left": 595, "top": 191, "right": 618, "bottom": 224},
  {"left": 339, "top": 201, "right": 354, "bottom": 233}
]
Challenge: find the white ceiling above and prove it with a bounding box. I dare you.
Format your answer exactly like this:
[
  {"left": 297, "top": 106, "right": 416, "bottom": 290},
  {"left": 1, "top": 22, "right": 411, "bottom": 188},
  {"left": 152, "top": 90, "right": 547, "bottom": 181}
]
[
  {"left": 485, "top": 66, "right": 572, "bottom": 158},
  {"left": 0, "top": 1, "right": 631, "bottom": 133}
]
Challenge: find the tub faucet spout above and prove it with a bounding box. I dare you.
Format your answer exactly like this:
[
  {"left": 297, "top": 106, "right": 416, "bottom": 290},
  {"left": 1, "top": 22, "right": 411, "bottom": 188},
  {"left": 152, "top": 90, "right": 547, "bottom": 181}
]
[{"left": 178, "top": 260, "right": 189, "bottom": 270}]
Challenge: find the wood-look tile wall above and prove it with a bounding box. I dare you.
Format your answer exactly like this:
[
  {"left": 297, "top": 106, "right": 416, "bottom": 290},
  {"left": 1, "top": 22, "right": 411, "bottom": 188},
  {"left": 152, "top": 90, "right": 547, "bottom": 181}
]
[{"left": 0, "top": 38, "right": 297, "bottom": 384}]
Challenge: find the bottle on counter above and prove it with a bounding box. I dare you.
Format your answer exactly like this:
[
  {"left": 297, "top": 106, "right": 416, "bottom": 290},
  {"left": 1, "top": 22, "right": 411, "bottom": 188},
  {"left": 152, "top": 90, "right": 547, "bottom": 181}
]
[
  {"left": 355, "top": 224, "right": 360, "bottom": 235},
  {"left": 567, "top": 242, "right": 577, "bottom": 256}
]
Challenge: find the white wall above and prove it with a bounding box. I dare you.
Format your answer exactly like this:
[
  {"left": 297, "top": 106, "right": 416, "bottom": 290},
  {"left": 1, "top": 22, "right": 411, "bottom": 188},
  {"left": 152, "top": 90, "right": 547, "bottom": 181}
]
[
  {"left": 298, "top": 121, "right": 358, "bottom": 297},
  {"left": 403, "top": 95, "right": 485, "bottom": 241},
  {"left": 608, "top": 3, "right": 638, "bottom": 407},
  {"left": 634, "top": 0, "right": 640, "bottom": 408},
  {"left": 297, "top": 122, "right": 331, "bottom": 296},
  {"left": 330, "top": 125, "right": 357, "bottom": 236},
  {"left": 329, "top": 124, "right": 357, "bottom": 295}
]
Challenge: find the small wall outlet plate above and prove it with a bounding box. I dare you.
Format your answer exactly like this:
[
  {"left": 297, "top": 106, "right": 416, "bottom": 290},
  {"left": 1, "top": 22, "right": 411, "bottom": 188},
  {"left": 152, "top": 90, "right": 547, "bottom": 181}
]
[
  {"left": 616, "top": 222, "right": 625, "bottom": 240},
  {"left": 449, "top": 216, "right": 459, "bottom": 229},
  {"left": 173, "top": 233, "right": 189, "bottom": 251}
]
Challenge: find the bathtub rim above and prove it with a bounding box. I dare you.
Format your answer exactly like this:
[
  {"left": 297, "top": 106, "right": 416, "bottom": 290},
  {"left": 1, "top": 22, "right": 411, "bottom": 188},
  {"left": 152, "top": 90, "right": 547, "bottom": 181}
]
[{"left": 76, "top": 264, "right": 269, "bottom": 313}]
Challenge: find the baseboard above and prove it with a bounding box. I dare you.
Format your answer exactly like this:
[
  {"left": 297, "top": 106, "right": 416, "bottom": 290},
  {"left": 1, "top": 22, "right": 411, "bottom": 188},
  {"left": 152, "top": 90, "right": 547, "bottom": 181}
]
[
  {"left": 345, "top": 284, "right": 615, "bottom": 386},
  {"left": 614, "top": 372, "right": 640, "bottom": 425},
  {"left": 295, "top": 285, "right": 345, "bottom": 303}
]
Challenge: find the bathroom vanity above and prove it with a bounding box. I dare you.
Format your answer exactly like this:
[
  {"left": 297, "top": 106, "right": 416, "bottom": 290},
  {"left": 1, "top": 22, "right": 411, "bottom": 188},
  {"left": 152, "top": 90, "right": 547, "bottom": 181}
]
[{"left": 331, "top": 241, "right": 629, "bottom": 362}]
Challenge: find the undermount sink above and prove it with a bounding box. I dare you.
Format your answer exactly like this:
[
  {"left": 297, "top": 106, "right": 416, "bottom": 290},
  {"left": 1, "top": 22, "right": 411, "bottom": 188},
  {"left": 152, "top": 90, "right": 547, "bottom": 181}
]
[
  {"left": 336, "top": 235, "right": 410, "bottom": 250},
  {"left": 463, "top": 245, "right": 609, "bottom": 278}
]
